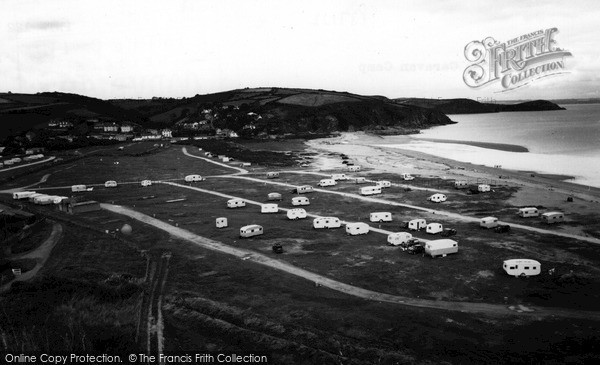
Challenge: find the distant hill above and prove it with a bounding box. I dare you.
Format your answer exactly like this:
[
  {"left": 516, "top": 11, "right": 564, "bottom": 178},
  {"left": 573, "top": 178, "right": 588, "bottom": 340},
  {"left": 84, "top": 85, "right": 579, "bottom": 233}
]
[
  {"left": 394, "top": 98, "right": 565, "bottom": 114},
  {"left": 0, "top": 92, "right": 143, "bottom": 139},
  {"left": 111, "top": 88, "right": 454, "bottom": 134}
]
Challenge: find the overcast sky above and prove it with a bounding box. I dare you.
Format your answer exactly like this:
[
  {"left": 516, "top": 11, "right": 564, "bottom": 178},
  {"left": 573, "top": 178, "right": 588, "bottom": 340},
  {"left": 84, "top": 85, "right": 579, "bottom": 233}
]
[{"left": 1, "top": 0, "right": 598, "bottom": 100}]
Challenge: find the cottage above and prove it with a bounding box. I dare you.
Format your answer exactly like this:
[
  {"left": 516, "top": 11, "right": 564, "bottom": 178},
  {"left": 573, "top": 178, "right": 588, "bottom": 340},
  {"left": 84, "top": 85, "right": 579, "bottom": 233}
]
[
  {"left": 291, "top": 196, "right": 310, "bottom": 206},
  {"left": 387, "top": 232, "right": 412, "bottom": 246},
  {"left": 517, "top": 207, "right": 539, "bottom": 217},
  {"left": 313, "top": 217, "right": 341, "bottom": 229},
  {"left": 369, "top": 212, "right": 392, "bottom": 222},
  {"left": 480, "top": 216, "right": 499, "bottom": 229},
  {"left": 541, "top": 212, "right": 564, "bottom": 224},
  {"left": 503, "top": 259, "right": 541, "bottom": 277},
  {"left": 287, "top": 208, "right": 307, "bottom": 220},
  {"left": 216, "top": 217, "right": 228, "bottom": 228},
  {"left": 408, "top": 218, "right": 427, "bottom": 231},
  {"left": 359, "top": 186, "right": 381, "bottom": 196},
  {"left": 227, "top": 198, "right": 246, "bottom": 208},
  {"left": 260, "top": 203, "right": 278, "bottom": 213},
  {"left": 424, "top": 239, "right": 458, "bottom": 258},
  {"left": 426, "top": 223, "right": 443, "bottom": 235},
  {"left": 239, "top": 224, "right": 263, "bottom": 238},
  {"left": 428, "top": 193, "right": 447, "bottom": 203},
  {"left": 345, "top": 222, "right": 369, "bottom": 235},
  {"left": 318, "top": 179, "right": 337, "bottom": 187}
]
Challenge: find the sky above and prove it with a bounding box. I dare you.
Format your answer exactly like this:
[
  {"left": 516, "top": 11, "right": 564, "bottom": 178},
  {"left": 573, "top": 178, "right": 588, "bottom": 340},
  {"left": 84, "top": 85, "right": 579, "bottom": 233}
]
[{"left": 1, "top": 0, "right": 599, "bottom": 100}]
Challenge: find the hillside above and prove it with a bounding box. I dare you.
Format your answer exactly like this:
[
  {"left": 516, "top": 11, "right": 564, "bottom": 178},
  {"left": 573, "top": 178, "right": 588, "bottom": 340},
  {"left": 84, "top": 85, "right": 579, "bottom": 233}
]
[
  {"left": 111, "top": 88, "right": 454, "bottom": 135},
  {"left": 0, "top": 92, "right": 143, "bottom": 139},
  {"left": 394, "top": 98, "right": 565, "bottom": 114}
]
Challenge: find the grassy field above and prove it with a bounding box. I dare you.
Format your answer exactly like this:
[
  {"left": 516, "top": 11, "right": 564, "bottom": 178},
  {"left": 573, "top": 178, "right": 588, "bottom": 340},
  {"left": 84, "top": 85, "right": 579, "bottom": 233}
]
[{"left": 2, "top": 142, "right": 600, "bottom": 363}]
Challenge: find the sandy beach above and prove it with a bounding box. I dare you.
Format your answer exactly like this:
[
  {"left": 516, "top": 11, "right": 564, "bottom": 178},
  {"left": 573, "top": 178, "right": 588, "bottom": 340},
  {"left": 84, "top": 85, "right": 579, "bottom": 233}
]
[{"left": 306, "top": 132, "right": 600, "bottom": 218}]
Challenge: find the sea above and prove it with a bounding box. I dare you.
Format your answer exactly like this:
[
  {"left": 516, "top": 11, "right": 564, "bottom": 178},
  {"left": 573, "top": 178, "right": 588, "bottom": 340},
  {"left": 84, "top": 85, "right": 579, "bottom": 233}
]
[{"left": 383, "top": 103, "right": 600, "bottom": 188}]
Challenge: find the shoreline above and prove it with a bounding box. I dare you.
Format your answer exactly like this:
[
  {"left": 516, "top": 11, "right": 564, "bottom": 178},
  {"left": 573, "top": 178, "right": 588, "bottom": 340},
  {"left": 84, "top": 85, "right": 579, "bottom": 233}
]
[
  {"left": 305, "top": 132, "right": 600, "bottom": 203},
  {"left": 408, "top": 137, "right": 529, "bottom": 153}
]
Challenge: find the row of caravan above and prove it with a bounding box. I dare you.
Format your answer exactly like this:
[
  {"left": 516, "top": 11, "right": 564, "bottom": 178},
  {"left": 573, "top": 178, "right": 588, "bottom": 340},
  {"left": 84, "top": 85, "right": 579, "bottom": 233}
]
[{"left": 12, "top": 191, "right": 67, "bottom": 205}]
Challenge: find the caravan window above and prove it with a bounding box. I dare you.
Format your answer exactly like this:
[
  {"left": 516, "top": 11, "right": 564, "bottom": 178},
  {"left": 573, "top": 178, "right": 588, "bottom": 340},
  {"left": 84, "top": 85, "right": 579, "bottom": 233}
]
[
  {"left": 509, "top": 266, "right": 515, "bottom": 270},
  {"left": 533, "top": 266, "right": 537, "bottom": 269},
  {"left": 524, "top": 266, "right": 529, "bottom": 270},
  {"left": 453, "top": 244, "right": 457, "bottom": 247}
]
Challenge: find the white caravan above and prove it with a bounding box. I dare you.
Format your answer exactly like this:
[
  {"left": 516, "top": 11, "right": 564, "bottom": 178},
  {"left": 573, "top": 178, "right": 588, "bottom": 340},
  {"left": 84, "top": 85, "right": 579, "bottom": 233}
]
[
  {"left": 347, "top": 165, "right": 361, "bottom": 172},
  {"left": 261, "top": 204, "right": 278, "bottom": 213},
  {"left": 227, "top": 198, "right": 246, "bottom": 208},
  {"left": 428, "top": 193, "right": 447, "bottom": 203},
  {"left": 331, "top": 174, "right": 348, "bottom": 181},
  {"left": 287, "top": 208, "right": 307, "bottom": 220},
  {"left": 426, "top": 223, "right": 443, "bottom": 235},
  {"left": 401, "top": 173, "right": 415, "bottom": 181},
  {"left": 345, "top": 222, "right": 370, "bottom": 235},
  {"left": 104, "top": 180, "right": 118, "bottom": 188},
  {"left": 294, "top": 185, "right": 314, "bottom": 194},
  {"left": 375, "top": 180, "right": 392, "bottom": 188},
  {"left": 480, "top": 216, "right": 499, "bottom": 229},
  {"left": 425, "top": 239, "right": 458, "bottom": 258},
  {"left": 12, "top": 191, "right": 37, "bottom": 200},
  {"left": 239, "top": 224, "right": 263, "bottom": 238},
  {"left": 141, "top": 180, "right": 152, "bottom": 187},
  {"left": 267, "top": 193, "right": 282, "bottom": 201},
  {"left": 291, "top": 196, "right": 310, "bottom": 206},
  {"left": 408, "top": 219, "right": 427, "bottom": 231},
  {"left": 216, "top": 217, "right": 228, "bottom": 228},
  {"left": 517, "top": 207, "right": 539, "bottom": 217},
  {"left": 266, "top": 172, "right": 279, "bottom": 179},
  {"left": 360, "top": 186, "right": 382, "bottom": 196},
  {"left": 185, "top": 174, "right": 204, "bottom": 182},
  {"left": 503, "top": 259, "right": 541, "bottom": 277},
  {"left": 454, "top": 181, "right": 468, "bottom": 189},
  {"left": 318, "top": 179, "right": 337, "bottom": 187},
  {"left": 71, "top": 184, "right": 87, "bottom": 192},
  {"left": 370, "top": 212, "right": 392, "bottom": 222},
  {"left": 541, "top": 212, "right": 564, "bottom": 224},
  {"left": 313, "top": 217, "right": 341, "bottom": 229},
  {"left": 387, "top": 232, "right": 413, "bottom": 246},
  {"left": 353, "top": 177, "right": 367, "bottom": 184},
  {"left": 478, "top": 184, "right": 491, "bottom": 192}
]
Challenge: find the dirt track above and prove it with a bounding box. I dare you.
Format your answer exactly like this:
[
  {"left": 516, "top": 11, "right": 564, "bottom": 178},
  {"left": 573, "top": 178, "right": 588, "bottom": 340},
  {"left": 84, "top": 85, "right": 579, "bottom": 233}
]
[{"left": 101, "top": 203, "right": 600, "bottom": 320}]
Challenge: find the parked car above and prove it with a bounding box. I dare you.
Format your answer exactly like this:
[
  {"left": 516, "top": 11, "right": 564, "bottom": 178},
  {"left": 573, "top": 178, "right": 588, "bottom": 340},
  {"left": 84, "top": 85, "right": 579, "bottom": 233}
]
[
  {"left": 272, "top": 243, "right": 283, "bottom": 254},
  {"left": 495, "top": 224, "right": 511, "bottom": 233},
  {"left": 407, "top": 243, "right": 425, "bottom": 255},
  {"left": 399, "top": 238, "right": 422, "bottom": 251},
  {"left": 441, "top": 228, "right": 457, "bottom": 237}
]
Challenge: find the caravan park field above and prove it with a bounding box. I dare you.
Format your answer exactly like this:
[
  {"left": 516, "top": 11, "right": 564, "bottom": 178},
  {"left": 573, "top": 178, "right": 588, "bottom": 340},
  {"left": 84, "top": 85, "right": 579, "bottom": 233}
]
[{"left": 1, "top": 136, "right": 600, "bottom": 363}]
